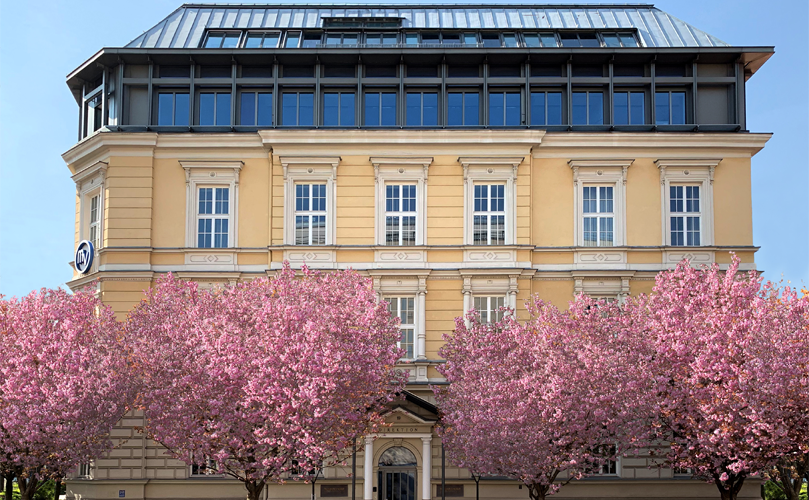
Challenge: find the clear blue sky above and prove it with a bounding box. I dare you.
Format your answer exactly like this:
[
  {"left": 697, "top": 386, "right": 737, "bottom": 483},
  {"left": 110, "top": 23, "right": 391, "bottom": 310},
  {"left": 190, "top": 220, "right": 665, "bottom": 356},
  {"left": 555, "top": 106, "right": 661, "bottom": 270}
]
[{"left": 1, "top": 0, "right": 807, "bottom": 298}]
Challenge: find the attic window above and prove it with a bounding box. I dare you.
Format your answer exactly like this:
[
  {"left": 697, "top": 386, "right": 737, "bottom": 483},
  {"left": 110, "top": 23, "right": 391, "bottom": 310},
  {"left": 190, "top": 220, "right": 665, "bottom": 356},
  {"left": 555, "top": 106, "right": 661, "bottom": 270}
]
[
  {"left": 602, "top": 32, "right": 639, "bottom": 47},
  {"left": 560, "top": 32, "right": 600, "bottom": 48},
  {"left": 203, "top": 31, "right": 241, "bottom": 48},
  {"left": 322, "top": 16, "right": 402, "bottom": 28}
]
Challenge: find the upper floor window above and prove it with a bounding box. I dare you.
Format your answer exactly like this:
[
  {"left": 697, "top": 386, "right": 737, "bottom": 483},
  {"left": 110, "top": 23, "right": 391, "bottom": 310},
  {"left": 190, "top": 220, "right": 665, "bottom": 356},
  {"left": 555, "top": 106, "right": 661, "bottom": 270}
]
[
  {"left": 284, "top": 31, "right": 301, "bottom": 48},
  {"left": 489, "top": 92, "right": 521, "bottom": 126},
  {"left": 203, "top": 31, "right": 241, "bottom": 48},
  {"left": 244, "top": 31, "right": 280, "bottom": 48},
  {"left": 560, "top": 32, "right": 600, "bottom": 47},
  {"left": 655, "top": 91, "right": 687, "bottom": 125},
  {"left": 323, "top": 92, "right": 355, "bottom": 126},
  {"left": 473, "top": 184, "right": 505, "bottom": 245},
  {"left": 582, "top": 186, "right": 614, "bottom": 247},
  {"left": 670, "top": 186, "right": 701, "bottom": 246},
  {"left": 197, "top": 187, "right": 229, "bottom": 248},
  {"left": 282, "top": 92, "right": 314, "bottom": 126},
  {"left": 198, "top": 91, "right": 231, "bottom": 126},
  {"left": 405, "top": 92, "right": 438, "bottom": 126},
  {"left": 365, "top": 33, "right": 398, "bottom": 45},
  {"left": 530, "top": 91, "right": 562, "bottom": 126},
  {"left": 388, "top": 297, "right": 415, "bottom": 359},
  {"left": 295, "top": 184, "right": 327, "bottom": 245},
  {"left": 572, "top": 91, "right": 604, "bottom": 125},
  {"left": 523, "top": 33, "right": 558, "bottom": 47},
  {"left": 602, "top": 32, "right": 638, "bottom": 47},
  {"left": 88, "top": 194, "right": 101, "bottom": 251},
  {"left": 474, "top": 296, "right": 505, "bottom": 323},
  {"left": 385, "top": 184, "right": 417, "bottom": 246},
  {"left": 365, "top": 92, "right": 396, "bottom": 126},
  {"left": 448, "top": 92, "right": 480, "bottom": 126},
  {"left": 239, "top": 91, "right": 272, "bottom": 126},
  {"left": 157, "top": 92, "right": 189, "bottom": 126},
  {"left": 613, "top": 91, "right": 644, "bottom": 125}
]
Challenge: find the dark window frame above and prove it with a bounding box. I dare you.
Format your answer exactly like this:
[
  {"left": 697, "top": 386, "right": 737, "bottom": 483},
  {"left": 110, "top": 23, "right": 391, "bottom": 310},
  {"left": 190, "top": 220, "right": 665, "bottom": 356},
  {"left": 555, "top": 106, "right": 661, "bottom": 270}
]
[
  {"left": 488, "top": 89, "right": 523, "bottom": 126},
  {"left": 447, "top": 89, "right": 481, "bottom": 126},
  {"left": 237, "top": 89, "right": 273, "bottom": 126},
  {"left": 243, "top": 31, "right": 281, "bottom": 48},
  {"left": 405, "top": 89, "right": 439, "bottom": 127},
  {"left": 322, "top": 90, "right": 356, "bottom": 127},
  {"left": 281, "top": 90, "right": 315, "bottom": 126},
  {"left": 202, "top": 30, "right": 242, "bottom": 49},
  {"left": 196, "top": 89, "right": 232, "bottom": 126},
  {"left": 530, "top": 89, "right": 564, "bottom": 126}
]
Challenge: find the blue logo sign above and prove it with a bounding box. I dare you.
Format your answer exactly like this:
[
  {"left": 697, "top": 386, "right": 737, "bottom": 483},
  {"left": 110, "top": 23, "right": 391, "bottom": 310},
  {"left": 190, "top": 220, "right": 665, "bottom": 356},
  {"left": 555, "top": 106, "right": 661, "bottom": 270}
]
[
  {"left": 119, "top": 490, "right": 125, "bottom": 498},
  {"left": 75, "top": 240, "right": 95, "bottom": 274}
]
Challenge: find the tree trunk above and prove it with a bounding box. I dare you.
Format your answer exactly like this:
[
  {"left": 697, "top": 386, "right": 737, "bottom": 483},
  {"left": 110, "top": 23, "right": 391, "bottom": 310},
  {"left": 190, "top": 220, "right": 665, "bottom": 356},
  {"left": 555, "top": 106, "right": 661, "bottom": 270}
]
[
  {"left": 713, "top": 474, "right": 745, "bottom": 500},
  {"left": 4, "top": 472, "right": 15, "bottom": 500},
  {"left": 526, "top": 483, "right": 550, "bottom": 500},
  {"left": 244, "top": 479, "right": 266, "bottom": 500},
  {"left": 53, "top": 477, "right": 62, "bottom": 500},
  {"left": 19, "top": 475, "right": 40, "bottom": 500}
]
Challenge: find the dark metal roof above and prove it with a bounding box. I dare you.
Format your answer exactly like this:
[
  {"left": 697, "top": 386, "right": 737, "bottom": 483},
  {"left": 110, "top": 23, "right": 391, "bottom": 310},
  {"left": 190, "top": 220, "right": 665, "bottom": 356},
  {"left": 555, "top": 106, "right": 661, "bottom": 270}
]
[{"left": 125, "top": 3, "right": 729, "bottom": 49}]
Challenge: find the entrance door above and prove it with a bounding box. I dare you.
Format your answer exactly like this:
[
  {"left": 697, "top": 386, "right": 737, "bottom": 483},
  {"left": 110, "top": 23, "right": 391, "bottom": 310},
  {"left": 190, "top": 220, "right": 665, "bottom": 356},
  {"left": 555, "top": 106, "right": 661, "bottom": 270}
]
[
  {"left": 377, "top": 446, "right": 418, "bottom": 500},
  {"left": 378, "top": 469, "right": 416, "bottom": 500}
]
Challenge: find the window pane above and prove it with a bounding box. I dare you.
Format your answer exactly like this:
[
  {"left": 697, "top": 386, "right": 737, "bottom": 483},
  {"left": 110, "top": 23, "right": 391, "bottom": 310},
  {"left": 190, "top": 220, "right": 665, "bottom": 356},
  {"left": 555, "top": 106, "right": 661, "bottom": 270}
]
[
  {"left": 402, "top": 216, "right": 416, "bottom": 245},
  {"left": 423, "top": 93, "right": 438, "bottom": 126},
  {"left": 588, "top": 92, "right": 603, "bottom": 125},
  {"left": 381, "top": 93, "right": 396, "bottom": 126},
  {"left": 465, "top": 93, "right": 479, "bottom": 125},
  {"left": 600, "top": 186, "right": 613, "bottom": 213},
  {"left": 505, "top": 93, "right": 520, "bottom": 125},
  {"left": 198, "top": 218, "right": 212, "bottom": 248},
  {"left": 524, "top": 34, "right": 540, "bottom": 47},
  {"left": 503, "top": 33, "right": 518, "bottom": 47},
  {"left": 686, "top": 186, "right": 700, "bottom": 212},
  {"left": 619, "top": 33, "right": 638, "bottom": 47},
  {"left": 489, "top": 93, "right": 504, "bottom": 126},
  {"left": 670, "top": 186, "right": 683, "bottom": 213},
  {"left": 285, "top": 33, "right": 300, "bottom": 48},
  {"left": 540, "top": 33, "right": 557, "bottom": 47},
  {"left": 547, "top": 92, "right": 562, "bottom": 125},
  {"left": 199, "top": 93, "right": 215, "bottom": 125},
  {"left": 312, "top": 215, "right": 326, "bottom": 244},
  {"left": 365, "top": 93, "right": 380, "bottom": 126},
  {"left": 240, "top": 92, "right": 256, "bottom": 125},
  {"left": 406, "top": 33, "right": 418, "bottom": 45},
  {"left": 630, "top": 92, "right": 644, "bottom": 124},
  {"left": 295, "top": 215, "right": 309, "bottom": 245},
  {"left": 560, "top": 33, "right": 580, "bottom": 47},
  {"left": 299, "top": 93, "right": 313, "bottom": 126},
  {"left": 671, "top": 92, "right": 686, "bottom": 124},
  {"left": 341, "top": 93, "right": 355, "bottom": 126},
  {"left": 158, "top": 94, "right": 174, "bottom": 125},
  {"left": 448, "top": 93, "right": 463, "bottom": 126},
  {"left": 216, "top": 93, "right": 231, "bottom": 126},
  {"left": 222, "top": 33, "right": 240, "bottom": 48},
  {"left": 671, "top": 216, "right": 684, "bottom": 246},
  {"left": 263, "top": 33, "right": 279, "bottom": 48},
  {"left": 482, "top": 34, "right": 500, "bottom": 47},
  {"left": 214, "top": 219, "right": 228, "bottom": 247},
  {"left": 655, "top": 92, "right": 670, "bottom": 125},
  {"left": 492, "top": 215, "right": 505, "bottom": 244},
  {"left": 473, "top": 215, "right": 487, "bottom": 245},
  {"left": 614, "top": 92, "right": 628, "bottom": 125},
  {"left": 204, "top": 33, "right": 223, "bottom": 48},
  {"left": 245, "top": 33, "right": 263, "bottom": 48},
  {"left": 406, "top": 93, "right": 421, "bottom": 126},
  {"left": 578, "top": 32, "right": 600, "bottom": 47},
  {"left": 324, "top": 93, "right": 339, "bottom": 126},
  {"left": 282, "top": 93, "right": 297, "bottom": 126},
  {"left": 199, "top": 188, "right": 213, "bottom": 214},
  {"left": 600, "top": 217, "right": 614, "bottom": 246},
  {"left": 531, "top": 92, "right": 546, "bottom": 125},
  {"left": 257, "top": 93, "right": 272, "bottom": 126},
  {"left": 175, "top": 93, "right": 189, "bottom": 126},
  {"left": 687, "top": 217, "right": 700, "bottom": 246},
  {"left": 603, "top": 33, "right": 621, "bottom": 47},
  {"left": 382, "top": 33, "right": 397, "bottom": 45},
  {"left": 215, "top": 188, "right": 229, "bottom": 214},
  {"left": 463, "top": 33, "right": 477, "bottom": 45},
  {"left": 583, "top": 186, "right": 596, "bottom": 213},
  {"left": 583, "top": 217, "right": 597, "bottom": 246},
  {"left": 572, "top": 92, "right": 587, "bottom": 124}
]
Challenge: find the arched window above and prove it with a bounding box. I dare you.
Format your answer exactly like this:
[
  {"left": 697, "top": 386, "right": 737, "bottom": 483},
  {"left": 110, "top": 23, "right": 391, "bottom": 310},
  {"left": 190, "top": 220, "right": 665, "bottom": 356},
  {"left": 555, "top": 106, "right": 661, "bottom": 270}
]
[{"left": 378, "top": 446, "right": 417, "bottom": 467}]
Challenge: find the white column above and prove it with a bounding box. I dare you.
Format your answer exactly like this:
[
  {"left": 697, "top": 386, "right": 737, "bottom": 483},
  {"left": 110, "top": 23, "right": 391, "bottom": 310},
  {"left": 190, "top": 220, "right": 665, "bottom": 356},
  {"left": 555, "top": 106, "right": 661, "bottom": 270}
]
[
  {"left": 462, "top": 291, "right": 472, "bottom": 328},
  {"left": 364, "top": 437, "right": 374, "bottom": 500},
  {"left": 421, "top": 436, "right": 432, "bottom": 500},
  {"left": 417, "top": 290, "right": 427, "bottom": 359}
]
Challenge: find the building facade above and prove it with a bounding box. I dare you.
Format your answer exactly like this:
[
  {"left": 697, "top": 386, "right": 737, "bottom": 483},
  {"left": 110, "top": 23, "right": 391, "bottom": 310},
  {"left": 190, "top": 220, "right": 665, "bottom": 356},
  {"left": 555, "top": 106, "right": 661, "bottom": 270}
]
[{"left": 64, "top": 4, "right": 772, "bottom": 500}]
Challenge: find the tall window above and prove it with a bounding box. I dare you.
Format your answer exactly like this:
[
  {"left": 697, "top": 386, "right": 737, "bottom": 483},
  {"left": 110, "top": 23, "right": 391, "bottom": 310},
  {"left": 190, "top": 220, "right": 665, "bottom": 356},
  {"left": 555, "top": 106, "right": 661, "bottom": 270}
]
[
  {"left": 670, "top": 185, "right": 701, "bottom": 246},
  {"left": 388, "top": 297, "right": 415, "bottom": 359},
  {"left": 157, "top": 92, "right": 189, "bottom": 126},
  {"left": 448, "top": 92, "right": 479, "bottom": 126},
  {"left": 655, "top": 91, "right": 687, "bottom": 125},
  {"left": 582, "top": 186, "right": 614, "bottom": 247},
  {"left": 489, "top": 92, "right": 521, "bottom": 126},
  {"left": 77, "top": 463, "right": 91, "bottom": 478},
  {"left": 530, "top": 92, "right": 562, "bottom": 125},
  {"left": 613, "top": 91, "right": 644, "bottom": 125},
  {"left": 88, "top": 194, "right": 101, "bottom": 250},
  {"left": 473, "top": 184, "right": 505, "bottom": 245},
  {"left": 405, "top": 92, "right": 438, "bottom": 126},
  {"left": 295, "top": 184, "right": 327, "bottom": 245},
  {"left": 385, "top": 185, "right": 417, "bottom": 246},
  {"left": 199, "top": 92, "right": 231, "bottom": 126},
  {"left": 197, "top": 187, "right": 229, "bottom": 248},
  {"left": 323, "top": 92, "right": 355, "bottom": 126},
  {"left": 572, "top": 91, "right": 604, "bottom": 125},
  {"left": 474, "top": 296, "right": 505, "bottom": 323},
  {"left": 365, "top": 92, "right": 396, "bottom": 126},
  {"left": 239, "top": 92, "right": 272, "bottom": 126},
  {"left": 282, "top": 92, "right": 314, "bottom": 126}
]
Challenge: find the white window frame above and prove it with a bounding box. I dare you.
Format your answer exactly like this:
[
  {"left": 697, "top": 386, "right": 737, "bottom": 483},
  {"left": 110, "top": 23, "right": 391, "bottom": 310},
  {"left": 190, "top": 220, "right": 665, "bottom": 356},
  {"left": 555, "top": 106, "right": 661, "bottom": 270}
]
[
  {"left": 473, "top": 295, "right": 506, "bottom": 323},
  {"left": 472, "top": 183, "right": 507, "bottom": 245},
  {"left": 282, "top": 157, "right": 340, "bottom": 245},
  {"left": 573, "top": 274, "right": 631, "bottom": 304},
  {"left": 371, "top": 273, "right": 428, "bottom": 361},
  {"left": 461, "top": 157, "right": 522, "bottom": 246},
  {"left": 462, "top": 272, "right": 519, "bottom": 326},
  {"left": 570, "top": 160, "right": 631, "bottom": 248},
  {"left": 580, "top": 185, "right": 615, "bottom": 247},
  {"left": 72, "top": 161, "right": 107, "bottom": 274},
  {"left": 371, "top": 157, "right": 431, "bottom": 246},
  {"left": 657, "top": 159, "right": 718, "bottom": 247},
  {"left": 668, "top": 184, "right": 703, "bottom": 247},
  {"left": 76, "top": 462, "right": 92, "bottom": 479},
  {"left": 190, "top": 457, "right": 221, "bottom": 477},
  {"left": 182, "top": 161, "right": 243, "bottom": 249},
  {"left": 194, "top": 186, "right": 231, "bottom": 249},
  {"left": 293, "top": 183, "right": 328, "bottom": 245},
  {"left": 387, "top": 296, "right": 417, "bottom": 359}
]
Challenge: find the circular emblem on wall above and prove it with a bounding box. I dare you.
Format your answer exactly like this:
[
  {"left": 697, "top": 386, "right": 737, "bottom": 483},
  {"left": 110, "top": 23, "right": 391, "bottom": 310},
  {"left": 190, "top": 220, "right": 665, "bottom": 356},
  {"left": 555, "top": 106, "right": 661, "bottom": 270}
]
[{"left": 75, "top": 240, "right": 95, "bottom": 274}]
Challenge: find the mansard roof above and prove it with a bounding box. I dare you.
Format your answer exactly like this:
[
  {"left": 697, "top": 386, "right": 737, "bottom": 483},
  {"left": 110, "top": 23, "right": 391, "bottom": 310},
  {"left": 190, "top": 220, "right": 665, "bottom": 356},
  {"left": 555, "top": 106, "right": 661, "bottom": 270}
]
[{"left": 125, "top": 3, "right": 728, "bottom": 49}]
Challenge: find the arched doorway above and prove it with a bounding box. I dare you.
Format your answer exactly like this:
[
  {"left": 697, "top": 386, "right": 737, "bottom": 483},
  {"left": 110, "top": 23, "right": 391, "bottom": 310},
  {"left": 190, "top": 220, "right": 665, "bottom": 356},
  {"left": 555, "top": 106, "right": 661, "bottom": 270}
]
[{"left": 377, "top": 446, "right": 417, "bottom": 500}]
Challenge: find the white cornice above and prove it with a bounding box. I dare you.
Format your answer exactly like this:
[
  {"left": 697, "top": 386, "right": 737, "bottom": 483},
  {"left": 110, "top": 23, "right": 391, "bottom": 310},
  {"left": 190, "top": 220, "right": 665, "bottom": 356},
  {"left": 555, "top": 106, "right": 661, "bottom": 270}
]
[
  {"left": 538, "top": 133, "right": 772, "bottom": 156},
  {"left": 654, "top": 158, "right": 723, "bottom": 168},
  {"left": 63, "top": 133, "right": 158, "bottom": 170}
]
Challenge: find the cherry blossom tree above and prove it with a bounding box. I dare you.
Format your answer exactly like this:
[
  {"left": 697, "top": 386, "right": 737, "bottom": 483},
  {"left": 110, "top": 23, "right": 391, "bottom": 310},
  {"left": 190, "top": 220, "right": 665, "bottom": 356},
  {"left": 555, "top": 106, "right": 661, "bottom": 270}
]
[
  {"left": 435, "top": 297, "right": 651, "bottom": 500},
  {"left": 0, "top": 288, "right": 134, "bottom": 500},
  {"left": 126, "top": 265, "right": 406, "bottom": 500},
  {"left": 626, "top": 257, "right": 809, "bottom": 500}
]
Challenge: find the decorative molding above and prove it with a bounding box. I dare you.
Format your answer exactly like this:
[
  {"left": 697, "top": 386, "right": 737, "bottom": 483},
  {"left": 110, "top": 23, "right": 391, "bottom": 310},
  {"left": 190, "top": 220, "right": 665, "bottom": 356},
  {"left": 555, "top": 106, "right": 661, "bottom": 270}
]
[
  {"left": 655, "top": 158, "right": 721, "bottom": 185},
  {"left": 370, "top": 157, "right": 433, "bottom": 182},
  {"left": 181, "top": 161, "right": 243, "bottom": 249},
  {"left": 180, "top": 160, "right": 244, "bottom": 186},
  {"left": 459, "top": 156, "right": 524, "bottom": 182},
  {"left": 72, "top": 160, "right": 109, "bottom": 189},
  {"left": 569, "top": 159, "right": 633, "bottom": 186},
  {"left": 279, "top": 156, "right": 341, "bottom": 181},
  {"left": 281, "top": 157, "right": 341, "bottom": 245}
]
